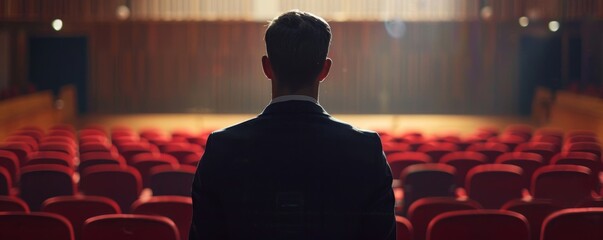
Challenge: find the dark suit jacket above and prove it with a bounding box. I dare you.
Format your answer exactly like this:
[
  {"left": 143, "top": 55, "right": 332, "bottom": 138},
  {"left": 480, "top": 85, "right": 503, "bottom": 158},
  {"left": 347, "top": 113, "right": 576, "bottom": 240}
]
[{"left": 189, "top": 100, "right": 395, "bottom": 240}]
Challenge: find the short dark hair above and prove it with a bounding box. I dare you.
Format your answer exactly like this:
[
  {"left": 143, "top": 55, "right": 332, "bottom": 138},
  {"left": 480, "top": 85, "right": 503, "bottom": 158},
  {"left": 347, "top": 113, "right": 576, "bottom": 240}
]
[{"left": 265, "top": 10, "right": 331, "bottom": 90}]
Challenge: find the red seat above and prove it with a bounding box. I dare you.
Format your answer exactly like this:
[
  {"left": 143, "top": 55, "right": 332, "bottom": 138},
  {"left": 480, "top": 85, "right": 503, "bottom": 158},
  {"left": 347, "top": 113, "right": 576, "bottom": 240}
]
[
  {"left": 407, "top": 197, "right": 481, "bottom": 240},
  {"left": 0, "top": 150, "right": 19, "bottom": 186},
  {"left": 501, "top": 199, "right": 560, "bottom": 240},
  {"left": 79, "top": 128, "right": 107, "bottom": 138},
  {"left": 427, "top": 209, "right": 529, "bottom": 240},
  {"left": 11, "top": 129, "right": 44, "bottom": 143},
  {"left": 42, "top": 136, "right": 77, "bottom": 147},
  {"left": 532, "top": 165, "right": 593, "bottom": 208},
  {"left": 382, "top": 142, "right": 411, "bottom": 155},
  {"left": 503, "top": 124, "right": 534, "bottom": 141},
  {"left": 131, "top": 196, "right": 192, "bottom": 240},
  {"left": 534, "top": 128, "right": 564, "bottom": 140},
  {"left": 0, "top": 212, "right": 74, "bottom": 240},
  {"left": 80, "top": 142, "right": 117, "bottom": 154},
  {"left": 566, "top": 135, "right": 599, "bottom": 144},
  {"left": 541, "top": 208, "right": 603, "bottom": 240},
  {"left": 465, "top": 142, "right": 508, "bottom": 163},
  {"left": 417, "top": 142, "right": 458, "bottom": 162},
  {"left": 0, "top": 142, "right": 31, "bottom": 165},
  {"left": 440, "top": 151, "right": 487, "bottom": 188},
  {"left": 387, "top": 152, "right": 431, "bottom": 179},
  {"left": 395, "top": 216, "right": 413, "bottom": 240},
  {"left": 79, "top": 165, "right": 142, "bottom": 212},
  {"left": 564, "top": 142, "right": 602, "bottom": 160},
  {"left": 531, "top": 135, "right": 563, "bottom": 149},
  {"left": 118, "top": 142, "right": 158, "bottom": 164},
  {"left": 400, "top": 163, "right": 456, "bottom": 214},
  {"left": 25, "top": 151, "right": 74, "bottom": 168},
  {"left": 161, "top": 143, "right": 204, "bottom": 164},
  {"left": 20, "top": 164, "right": 75, "bottom": 211},
  {"left": 78, "top": 152, "right": 126, "bottom": 173},
  {"left": 82, "top": 214, "right": 179, "bottom": 240},
  {"left": 551, "top": 151, "right": 600, "bottom": 190},
  {"left": 79, "top": 135, "right": 110, "bottom": 145},
  {"left": 39, "top": 142, "right": 77, "bottom": 156},
  {"left": 149, "top": 165, "right": 196, "bottom": 196},
  {"left": 181, "top": 152, "right": 202, "bottom": 166},
  {"left": 496, "top": 152, "right": 543, "bottom": 189},
  {"left": 0, "top": 196, "right": 29, "bottom": 212},
  {"left": 47, "top": 129, "right": 77, "bottom": 140},
  {"left": 130, "top": 153, "right": 179, "bottom": 187},
  {"left": 3, "top": 135, "right": 38, "bottom": 151},
  {"left": 0, "top": 167, "right": 12, "bottom": 195},
  {"left": 488, "top": 134, "right": 526, "bottom": 151},
  {"left": 42, "top": 195, "right": 121, "bottom": 240},
  {"left": 566, "top": 130, "right": 597, "bottom": 138},
  {"left": 466, "top": 164, "right": 523, "bottom": 209},
  {"left": 515, "top": 142, "right": 558, "bottom": 164}
]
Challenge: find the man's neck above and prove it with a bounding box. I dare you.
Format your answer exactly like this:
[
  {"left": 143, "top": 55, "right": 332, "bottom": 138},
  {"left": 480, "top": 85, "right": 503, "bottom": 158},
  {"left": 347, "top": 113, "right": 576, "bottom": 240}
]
[{"left": 271, "top": 85, "right": 319, "bottom": 100}]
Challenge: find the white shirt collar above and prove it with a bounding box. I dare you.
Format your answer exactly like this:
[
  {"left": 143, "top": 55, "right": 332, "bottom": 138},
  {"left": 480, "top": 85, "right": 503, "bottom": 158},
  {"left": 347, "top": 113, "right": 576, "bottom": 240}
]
[{"left": 269, "top": 95, "right": 318, "bottom": 105}]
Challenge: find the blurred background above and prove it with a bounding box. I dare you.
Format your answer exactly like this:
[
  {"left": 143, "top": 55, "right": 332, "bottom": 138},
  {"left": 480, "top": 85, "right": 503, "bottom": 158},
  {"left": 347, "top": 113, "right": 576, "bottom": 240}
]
[{"left": 0, "top": 0, "right": 602, "bottom": 135}]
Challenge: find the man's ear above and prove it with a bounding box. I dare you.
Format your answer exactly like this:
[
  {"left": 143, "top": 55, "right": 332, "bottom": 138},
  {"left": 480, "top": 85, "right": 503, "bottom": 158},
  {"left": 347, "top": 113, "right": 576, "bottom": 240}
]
[
  {"left": 317, "top": 58, "right": 332, "bottom": 83},
  {"left": 262, "top": 56, "right": 274, "bottom": 80}
]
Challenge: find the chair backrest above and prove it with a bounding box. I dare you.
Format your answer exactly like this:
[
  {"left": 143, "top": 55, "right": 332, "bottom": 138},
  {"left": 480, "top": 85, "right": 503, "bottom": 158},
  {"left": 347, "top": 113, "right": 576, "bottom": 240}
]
[
  {"left": 0, "top": 167, "right": 11, "bottom": 195},
  {"left": 12, "top": 128, "right": 44, "bottom": 142},
  {"left": 118, "top": 142, "right": 158, "bottom": 164},
  {"left": 130, "top": 153, "right": 179, "bottom": 188},
  {"left": 551, "top": 151, "right": 600, "bottom": 189},
  {"left": 79, "top": 142, "right": 116, "bottom": 154},
  {"left": 395, "top": 216, "right": 413, "bottom": 240},
  {"left": 82, "top": 214, "right": 179, "bottom": 240},
  {"left": 407, "top": 197, "right": 481, "bottom": 240},
  {"left": 532, "top": 165, "right": 593, "bottom": 208},
  {"left": 78, "top": 152, "right": 125, "bottom": 172},
  {"left": 400, "top": 164, "right": 456, "bottom": 214},
  {"left": 440, "top": 151, "right": 487, "bottom": 188},
  {"left": 501, "top": 199, "right": 560, "bottom": 240},
  {"left": 25, "top": 151, "right": 74, "bottom": 168},
  {"left": 541, "top": 208, "right": 603, "bottom": 240},
  {"left": 466, "top": 142, "right": 509, "bottom": 163},
  {"left": 149, "top": 165, "right": 196, "bottom": 196},
  {"left": 566, "top": 130, "right": 597, "bottom": 138},
  {"left": 42, "top": 195, "right": 121, "bottom": 240},
  {"left": 515, "top": 142, "right": 558, "bottom": 164},
  {"left": 79, "top": 164, "right": 142, "bottom": 212},
  {"left": 0, "top": 196, "right": 30, "bottom": 212},
  {"left": 387, "top": 152, "right": 431, "bottom": 179},
  {"left": 0, "top": 150, "right": 18, "bottom": 186},
  {"left": 566, "top": 135, "right": 599, "bottom": 144},
  {"left": 4, "top": 135, "right": 38, "bottom": 151},
  {"left": 417, "top": 142, "right": 458, "bottom": 162},
  {"left": 131, "top": 196, "right": 192, "bottom": 240},
  {"left": 466, "top": 164, "right": 523, "bottom": 209},
  {"left": 496, "top": 152, "right": 543, "bottom": 189},
  {"left": 427, "top": 209, "right": 529, "bottom": 240},
  {"left": 0, "top": 142, "right": 31, "bottom": 165},
  {"left": 20, "top": 164, "right": 75, "bottom": 211},
  {"left": 39, "top": 142, "right": 76, "bottom": 156},
  {"left": 564, "top": 142, "right": 602, "bottom": 159},
  {"left": 382, "top": 142, "right": 411, "bottom": 155},
  {"left": 0, "top": 212, "right": 74, "bottom": 240}
]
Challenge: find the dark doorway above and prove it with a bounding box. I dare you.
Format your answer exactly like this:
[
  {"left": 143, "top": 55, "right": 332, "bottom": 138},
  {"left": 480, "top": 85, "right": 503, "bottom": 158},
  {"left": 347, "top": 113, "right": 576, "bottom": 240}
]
[
  {"left": 518, "top": 35, "right": 562, "bottom": 116},
  {"left": 29, "top": 36, "right": 88, "bottom": 113}
]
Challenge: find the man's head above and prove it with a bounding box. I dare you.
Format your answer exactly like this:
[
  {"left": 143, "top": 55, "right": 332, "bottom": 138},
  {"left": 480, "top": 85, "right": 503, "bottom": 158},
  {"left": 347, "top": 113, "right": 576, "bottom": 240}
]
[{"left": 263, "top": 10, "right": 332, "bottom": 93}]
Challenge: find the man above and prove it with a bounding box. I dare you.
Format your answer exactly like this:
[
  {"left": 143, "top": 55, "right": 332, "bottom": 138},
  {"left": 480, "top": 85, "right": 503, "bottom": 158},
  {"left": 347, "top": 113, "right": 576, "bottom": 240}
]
[{"left": 189, "top": 10, "right": 395, "bottom": 240}]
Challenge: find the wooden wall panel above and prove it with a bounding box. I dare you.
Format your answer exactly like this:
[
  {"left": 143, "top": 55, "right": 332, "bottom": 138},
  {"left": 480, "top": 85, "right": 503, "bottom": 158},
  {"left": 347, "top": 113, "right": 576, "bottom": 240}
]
[{"left": 85, "top": 21, "right": 522, "bottom": 114}]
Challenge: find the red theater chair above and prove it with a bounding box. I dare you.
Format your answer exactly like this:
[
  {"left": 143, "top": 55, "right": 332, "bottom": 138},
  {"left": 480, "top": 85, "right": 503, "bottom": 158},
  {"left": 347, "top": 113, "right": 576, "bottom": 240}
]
[
  {"left": 0, "top": 212, "right": 74, "bottom": 240},
  {"left": 387, "top": 152, "right": 431, "bottom": 180},
  {"left": 541, "top": 208, "right": 603, "bottom": 240},
  {"left": 78, "top": 152, "right": 126, "bottom": 173},
  {"left": 427, "top": 210, "right": 529, "bottom": 240},
  {"left": 20, "top": 164, "right": 76, "bottom": 211},
  {"left": 42, "top": 195, "right": 121, "bottom": 240},
  {"left": 0, "top": 142, "right": 31, "bottom": 165},
  {"left": 417, "top": 142, "right": 458, "bottom": 163},
  {"left": 82, "top": 214, "right": 179, "bottom": 240},
  {"left": 131, "top": 196, "right": 192, "bottom": 240},
  {"left": 566, "top": 135, "right": 599, "bottom": 144},
  {"left": 503, "top": 124, "right": 533, "bottom": 141},
  {"left": 42, "top": 135, "right": 77, "bottom": 147},
  {"left": 79, "top": 129, "right": 107, "bottom": 138},
  {"left": 515, "top": 142, "right": 558, "bottom": 164},
  {"left": 532, "top": 165, "right": 593, "bottom": 208},
  {"left": 382, "top": 142, "right": 411, "bottom": 155},
  {"left": 488, "top": 134, "right": 526, "bottom": 152},
  {"left": 0, "top": 167, "right": 10, "bottom": 195},
  {"left": 149, "top": 165, "right": 196, "bottom": 196},
  {"left": 25, "top": 151, "right": 74, "bottom": 168},
  {"left": 501, "top": 199, "right": 560, "bottom": 240},
  {"left": 395, "top": 216, "right": 413, "bottom": 240},
  {"left": 564, "top": 142, "right": 602, "bottom": 160},
  {"left": 551, "top": 151, "right": 600, "bottom": 190},
  {"left": 161, "top": 142, "right": 204, "bottom": 164},
  {"left": 566, "top": 130, "right": 598, "bottom": 138},
  {"left": 400, "top": 164, "right": 456, "bottom": 215},
  {"left": 0, "top": 150, "right": 19, "bottom": 186},
  {"left": 79, "top": 142, "right": 117, "bottom": 154},
  {"left": 118, "top": 142, "right": 159, "bottom": 164},
  {"left": 79, "top": 165, "right": 142, "bottom": 212},
  {"left": 130, "top": 153, "right": 179, "bottom": 188},
  {"left": 440, "top": 151, "right": 487, "bottom": 188},
  {"left": 11, "top": 129, "right": 44, "bottom": 143},
  {"left": 465, "top": 142, "right": 508, "bottom": 163},
  {"left": 3, "top": 135, "right": 38, "bottom": 151},
  {"left": 0, "top": 196, "right": 29, "bottom": 212},
  {"left": 39, "top": 142, "right": 77, "bottom": 156},
  {"left": 466, "top": 164, "right": 523, "bottom": 209},
  {"left": 496, "top": 152, "right": 543, "bottom": 189},
  {"left": 407, "top": 197, "right": 481, "bottom": 240}
]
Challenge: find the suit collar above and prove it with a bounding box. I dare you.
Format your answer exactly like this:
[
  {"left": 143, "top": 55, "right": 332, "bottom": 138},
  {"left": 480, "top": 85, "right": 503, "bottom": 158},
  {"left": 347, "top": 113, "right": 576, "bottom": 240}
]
[{"left": 260, "top": 100, "right": 329, "bottom": 116}]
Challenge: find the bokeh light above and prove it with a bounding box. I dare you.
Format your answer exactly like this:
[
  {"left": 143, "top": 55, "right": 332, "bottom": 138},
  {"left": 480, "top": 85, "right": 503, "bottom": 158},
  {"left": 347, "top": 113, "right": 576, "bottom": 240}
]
[
  {"left": 51, "top": 19, "right": 63, "bottom": 31},
  {"left": 548, "top": 21, "right": 560, "bottom": 32},
  {"left": 518, "top": 16, "right": 529, "bottom": 27}
]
